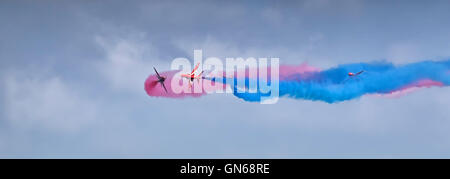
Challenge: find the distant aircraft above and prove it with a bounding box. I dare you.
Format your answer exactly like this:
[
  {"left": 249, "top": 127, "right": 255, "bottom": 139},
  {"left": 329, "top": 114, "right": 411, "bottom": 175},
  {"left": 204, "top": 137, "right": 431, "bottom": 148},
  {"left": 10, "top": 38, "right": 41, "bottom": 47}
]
[
  {"left": 348, "top": 70, "right": 364, "bottom": 77},
  {"left": 181, "top": 63, "right": 204, "bottom": 88},
  {"left": 343, "top": 70, "right": 365, "bottom": 83},
  {"left": 153, "top": 67, "right": 168, "bottom": 93}
]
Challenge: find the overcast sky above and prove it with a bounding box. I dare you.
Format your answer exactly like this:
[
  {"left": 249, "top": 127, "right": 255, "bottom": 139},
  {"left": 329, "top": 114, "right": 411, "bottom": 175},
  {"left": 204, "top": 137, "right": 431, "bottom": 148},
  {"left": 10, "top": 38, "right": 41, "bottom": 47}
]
[{"left": 1, "top": 0, "right": 450, "bottom": 158}]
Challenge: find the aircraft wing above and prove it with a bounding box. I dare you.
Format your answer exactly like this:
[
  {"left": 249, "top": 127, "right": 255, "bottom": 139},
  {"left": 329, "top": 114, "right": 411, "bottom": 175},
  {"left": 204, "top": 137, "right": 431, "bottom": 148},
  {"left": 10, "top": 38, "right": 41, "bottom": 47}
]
[
  {"left": 153, "top": 67, "right": 161, "bottom": 78},
  {"left": 181, "top": 74, "right": 191, "bottom": 78},
  {"left": 161, "top": 82, "right": 168, "bottom": 93},
  {"left": 191, "top": 63, "right": 200, "bottom": 74},
  {"left": 194, "top": 71, "right": 204, "bottom": 79},
  {"left": 342, "top": 78, "right": 350, "bottom": 83}
]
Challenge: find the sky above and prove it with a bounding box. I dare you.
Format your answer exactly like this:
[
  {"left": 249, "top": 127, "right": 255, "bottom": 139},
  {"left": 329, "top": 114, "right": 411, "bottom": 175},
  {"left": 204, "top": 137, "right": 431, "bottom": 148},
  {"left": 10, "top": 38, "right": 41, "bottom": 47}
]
[{"left": 0, "top": 0, "right": 450, "bottom": 158}]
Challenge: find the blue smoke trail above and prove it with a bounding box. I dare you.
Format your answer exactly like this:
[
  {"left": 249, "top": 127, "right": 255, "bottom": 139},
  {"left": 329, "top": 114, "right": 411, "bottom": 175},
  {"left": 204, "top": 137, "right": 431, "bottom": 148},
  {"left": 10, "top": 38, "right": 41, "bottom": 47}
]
[{"left": 211, "top": 60, "right": 450, "bottom": 103}]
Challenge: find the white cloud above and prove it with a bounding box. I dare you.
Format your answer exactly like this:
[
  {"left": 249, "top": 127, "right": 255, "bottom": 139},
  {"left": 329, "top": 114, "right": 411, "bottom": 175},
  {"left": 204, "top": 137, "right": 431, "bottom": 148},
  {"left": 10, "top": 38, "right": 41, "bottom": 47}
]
[
  {"left": 173, "top": 36, "right": 240, "bottom": 58},
  {"left": 172, "top": 35, "right": 332, "bottom": 69},
  {"left": 386, "top": 42, "right": 423, "bottom": 64},
  {"left": 175, "top": 36, "right": 291, "bottom": 59},
  {"left": 3, "top": 71, "right": 97, "bottom": 133},
  {"left": 95, "top": 34, "right": 158, "bottom": 95}
]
